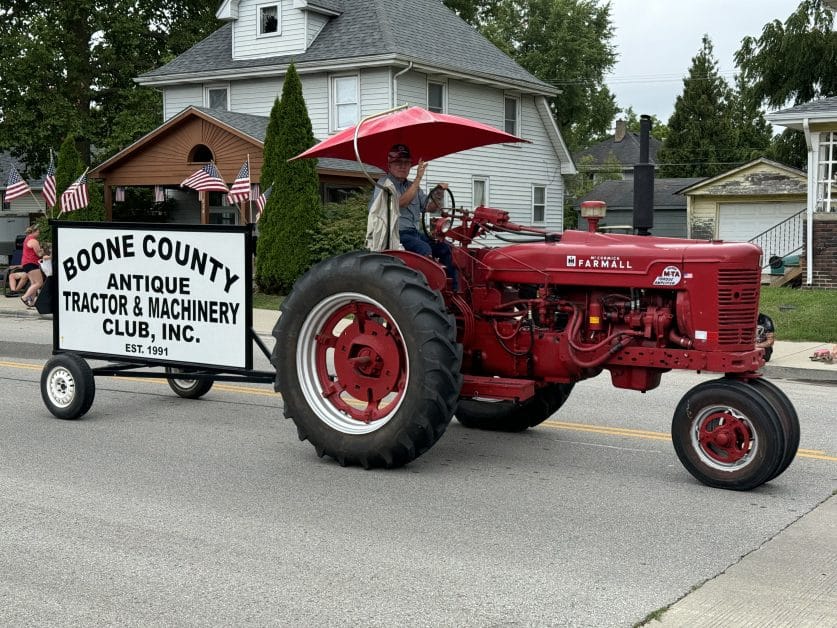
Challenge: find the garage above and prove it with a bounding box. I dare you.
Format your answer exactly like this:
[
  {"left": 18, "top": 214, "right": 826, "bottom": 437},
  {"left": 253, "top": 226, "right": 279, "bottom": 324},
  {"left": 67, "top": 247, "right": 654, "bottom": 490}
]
[{"left": 717, "top": 201, "right": 805, "bottom": 242}]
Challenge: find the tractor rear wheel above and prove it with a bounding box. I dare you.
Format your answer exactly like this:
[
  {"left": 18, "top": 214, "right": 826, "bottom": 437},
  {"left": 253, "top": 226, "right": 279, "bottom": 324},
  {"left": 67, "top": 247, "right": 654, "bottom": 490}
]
[
  {"left": 455, "top": 383, "right": 574, "bottom": 432},
  {"left": 745, "top": 377, "right": 800, "bottom": 480},
  {"left": 672, "top": 378, "right": 785, "bottom": 490},
  {"left": 272, "top": 251, "right": 462, "bottom": 468}
]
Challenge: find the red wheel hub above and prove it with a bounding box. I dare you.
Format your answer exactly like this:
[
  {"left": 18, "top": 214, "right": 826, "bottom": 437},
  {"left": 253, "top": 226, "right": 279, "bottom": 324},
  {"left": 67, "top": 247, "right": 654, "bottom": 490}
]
[
  {"left": 314, "top": 302, "right": 406, "bottom": 423},
  {"left": 697, "top": 410, "right": 752, "bottom": 463}
]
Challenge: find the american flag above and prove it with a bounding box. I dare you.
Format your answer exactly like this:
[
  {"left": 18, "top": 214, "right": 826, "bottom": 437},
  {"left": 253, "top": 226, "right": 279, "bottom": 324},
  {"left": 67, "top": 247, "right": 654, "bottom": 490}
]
[
  {"left": 42, "top": 154, "right": 57, "bottom": 208},
  {"left": 154, "top": 185, "right": 165, "bottom": 203},
  {"left": 60, "top": 171, "right": 89, "bottom": 213},
  {"left": 227, "top": 160, "right": 250, "bottom": 204},
  {"left": 255, "top": 184, "right": 273, "bottom": 221},
  {"left": 180, "top": 162, "right": 228, "bottom": 193},
  {"left": 3, "top": 167, "right": 31, "bottom": 203},
  {"left": 115, "top": 186, "right": 126, "bottom": 202}
]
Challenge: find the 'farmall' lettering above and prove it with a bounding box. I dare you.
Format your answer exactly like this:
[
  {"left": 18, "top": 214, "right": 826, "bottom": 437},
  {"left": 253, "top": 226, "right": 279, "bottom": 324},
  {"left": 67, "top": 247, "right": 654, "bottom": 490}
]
[{"left": 567, "top": 256, "right": 633, "bottom": 270}]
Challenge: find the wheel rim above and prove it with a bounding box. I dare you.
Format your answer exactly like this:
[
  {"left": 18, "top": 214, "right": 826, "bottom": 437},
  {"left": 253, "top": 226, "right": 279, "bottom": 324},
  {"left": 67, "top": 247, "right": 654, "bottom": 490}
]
[
  {"left": 690, "top": 405, "right": 758, "bottom": 471},
  {"left": 297, "top": 292, "right": 408, "bottom": 434},
  {"left": 47, "top": 366, "right": 76, "bottom": 408},
  {"left": 167, "top": 368, "right": 197, "bottom": 389}
]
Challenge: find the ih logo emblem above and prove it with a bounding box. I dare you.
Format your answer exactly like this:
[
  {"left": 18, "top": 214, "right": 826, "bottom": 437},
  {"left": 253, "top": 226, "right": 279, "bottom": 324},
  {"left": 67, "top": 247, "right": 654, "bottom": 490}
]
[
  {"left": 653, "top": 265, "right": 682, "bottom": 286},
  {"left": 566, "top": 255, "right": 577, "bottom": 267}
]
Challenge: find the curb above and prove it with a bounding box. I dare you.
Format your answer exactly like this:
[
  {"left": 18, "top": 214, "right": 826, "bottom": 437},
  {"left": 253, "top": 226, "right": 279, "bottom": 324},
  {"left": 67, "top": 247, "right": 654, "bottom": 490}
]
[{"left": 762, "top": 364, "right": 837, "bottom": 383}]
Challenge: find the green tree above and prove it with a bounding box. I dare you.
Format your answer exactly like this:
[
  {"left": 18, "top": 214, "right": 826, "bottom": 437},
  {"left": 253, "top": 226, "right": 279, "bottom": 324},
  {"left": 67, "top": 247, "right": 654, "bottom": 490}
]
[
  {"left": 256, "top": 64, "right": 322, "bottom": 294},
  {"left": 454, "top": 0, "right": 618, "bottom": 150},
  {"left": 0, "top": 0, "right": 219, "bottom": 176},
  {"left": 618, "top": 107, "right": 669, "bottom": 143},
  {"left": 55, "top": 134, "right": 86, "bottom": 199},
  {"left": 735, "top": 0, "right": 836, "bottom": 167},
  {"left": 658, "top": 36, "right": 739, "bottom": 178},
  {"left": 728, "top": 74, "right": 772, "bottom": 163}
]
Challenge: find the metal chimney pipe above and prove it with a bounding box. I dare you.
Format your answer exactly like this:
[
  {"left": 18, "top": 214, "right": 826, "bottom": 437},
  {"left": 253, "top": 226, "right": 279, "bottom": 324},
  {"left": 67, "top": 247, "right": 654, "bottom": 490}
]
[{"left": 633, "top": 115, "right": 654, "bottom": 236}]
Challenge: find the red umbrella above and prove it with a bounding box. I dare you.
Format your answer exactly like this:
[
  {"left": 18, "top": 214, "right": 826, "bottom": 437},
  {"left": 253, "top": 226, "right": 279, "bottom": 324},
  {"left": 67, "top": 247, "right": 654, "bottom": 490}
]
[{"left": 291, "top": 106, "right": 528, "bottom": 171}]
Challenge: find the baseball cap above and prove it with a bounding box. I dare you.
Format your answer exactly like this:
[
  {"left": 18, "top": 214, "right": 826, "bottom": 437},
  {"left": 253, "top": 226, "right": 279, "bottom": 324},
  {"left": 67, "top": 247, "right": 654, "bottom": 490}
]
[{"left": 387, "top": 144, "right": 411, "bottom": 162}]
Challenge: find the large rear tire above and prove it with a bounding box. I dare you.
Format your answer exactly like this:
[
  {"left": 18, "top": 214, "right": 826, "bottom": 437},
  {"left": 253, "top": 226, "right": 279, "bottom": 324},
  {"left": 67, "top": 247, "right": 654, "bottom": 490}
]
[
  {"left": 456, "top": 384, "right": 574, "bottom": 432},
  {"left": 272, "top": 251, "right": 462, "bottom": 468},
  {"left": 672, "top": 378, "right": 785, "bottom": 491}
]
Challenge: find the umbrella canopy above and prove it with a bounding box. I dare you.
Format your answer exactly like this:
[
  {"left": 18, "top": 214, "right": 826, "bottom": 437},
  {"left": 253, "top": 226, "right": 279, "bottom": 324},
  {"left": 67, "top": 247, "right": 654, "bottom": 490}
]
[{"left": 291, "top": 106, "right": 528, "bottom": 171}]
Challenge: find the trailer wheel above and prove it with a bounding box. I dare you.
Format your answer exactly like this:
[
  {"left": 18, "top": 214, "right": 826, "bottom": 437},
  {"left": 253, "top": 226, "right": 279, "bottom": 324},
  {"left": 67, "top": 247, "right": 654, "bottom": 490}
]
[
  {"left": 272, "top": 251, "right": 462, "bottom": 468},
  {"left": 455, "top": 384, "right": 574, "bottom": 432},
  {"left": 165, "top": 367, "right": 214, "bottom": 399},
  {"left": 746, "top": 378, "right": 800, "bottom": 480},
  {"left": 672, "top": 379, "right": 785, "bottom": 490},
  {"left": 40, "top": 354, "right": 95, "bottom": 420}
]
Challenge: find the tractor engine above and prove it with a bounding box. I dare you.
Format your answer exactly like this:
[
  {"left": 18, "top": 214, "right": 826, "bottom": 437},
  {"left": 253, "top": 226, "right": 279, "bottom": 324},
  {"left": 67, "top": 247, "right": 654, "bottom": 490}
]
[{"left": 453, "top": 228, "right": 764, "bottom": 394}]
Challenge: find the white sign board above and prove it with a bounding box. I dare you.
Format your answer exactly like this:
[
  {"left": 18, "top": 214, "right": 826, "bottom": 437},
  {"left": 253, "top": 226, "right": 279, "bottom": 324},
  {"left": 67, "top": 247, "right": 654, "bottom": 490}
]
[{"left": 55, "top": 224, "right": 251, "bottom": 369}]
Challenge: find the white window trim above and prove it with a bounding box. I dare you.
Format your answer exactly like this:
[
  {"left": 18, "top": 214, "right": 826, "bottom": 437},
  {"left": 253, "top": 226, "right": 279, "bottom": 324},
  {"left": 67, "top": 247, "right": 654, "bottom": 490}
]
[
  {"left": 330, "top": 73, "right": 360, "bottom": 132},
  {"left": 532, "top": 184, "right": 547, "bottom": 224},
  {"left": 472, "top": 176, "right": 489, "bottom": 209},
  {"left": 427, "top": 80, "right": 447, "bottom": 114},
  {"left": 204, "top": 84, "right": 230, "bottom": 111},
  {"left": 504, "top": 93, "right": 521, "bottom": 138},
  {"left": 256, "top": 2, "right": 281, "bottom": 37}
]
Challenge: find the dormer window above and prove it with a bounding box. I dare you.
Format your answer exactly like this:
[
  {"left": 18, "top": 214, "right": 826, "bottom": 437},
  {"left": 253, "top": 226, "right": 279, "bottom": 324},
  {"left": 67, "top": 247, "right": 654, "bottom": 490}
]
[{"left": 259, "top": 3, "right": 280, "bottom": 36}]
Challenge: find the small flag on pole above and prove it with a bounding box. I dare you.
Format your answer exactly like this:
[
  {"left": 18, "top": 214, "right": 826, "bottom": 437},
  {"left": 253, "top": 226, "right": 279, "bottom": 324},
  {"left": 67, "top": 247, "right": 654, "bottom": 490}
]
[
  {"left": 180, "top": 163, "right": 228, "bottom": 193},
  {"left": 3, "top": 167, "right": 31, "bottom": 203},
  {"left": 154, "top": 186, "right": 165, "bottom": 203},
  {"left": 115, "top": 186, "right": 126, "bottom": 202},
  {"left": 60, "top": 170, "right": 89, "bottom": 213},
  {"left": 227, "top": 159, "right": 251, "bottom": 204},
  {"left": 42, "top": 154, "right": 57, "bottom": 208},
  {"left": 255, "top": 184, "right": 273, "bottom": 221}
]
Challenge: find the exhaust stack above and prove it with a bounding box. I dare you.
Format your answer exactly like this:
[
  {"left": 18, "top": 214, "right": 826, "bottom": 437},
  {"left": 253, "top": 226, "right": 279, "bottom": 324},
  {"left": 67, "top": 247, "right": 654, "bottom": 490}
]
[{"left": 633, "top": 115, "right": 654, "bottom": 236}]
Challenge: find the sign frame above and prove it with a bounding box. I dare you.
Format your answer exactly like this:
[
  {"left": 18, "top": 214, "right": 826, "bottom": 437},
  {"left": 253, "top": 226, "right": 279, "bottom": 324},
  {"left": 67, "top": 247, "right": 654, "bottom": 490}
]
[{"left": 51, "top": 221, "right": 255, "bottom": 373}]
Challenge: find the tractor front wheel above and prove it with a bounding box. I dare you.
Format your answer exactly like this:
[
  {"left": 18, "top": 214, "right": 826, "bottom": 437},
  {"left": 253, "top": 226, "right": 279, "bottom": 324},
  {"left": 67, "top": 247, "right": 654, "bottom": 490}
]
[
  {"left": 672, "top": 378, "right": 786, "bottom": 490},
  {"left": 272, "top": 252, "right": 462, "bottom": 468},
  {"left": 456, "top": 384, "right": 574, "bottom": 432}
]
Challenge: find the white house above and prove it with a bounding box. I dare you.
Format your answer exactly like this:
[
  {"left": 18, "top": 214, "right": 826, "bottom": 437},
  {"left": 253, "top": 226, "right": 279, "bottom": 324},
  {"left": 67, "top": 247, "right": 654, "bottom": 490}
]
[{"left": 130, "top": 0, "right": 575, "bottom": 230}]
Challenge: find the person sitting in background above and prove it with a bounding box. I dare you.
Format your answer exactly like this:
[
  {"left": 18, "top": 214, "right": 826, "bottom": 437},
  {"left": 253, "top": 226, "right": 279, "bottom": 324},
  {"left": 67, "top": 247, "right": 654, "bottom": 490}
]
[
  {"left": 756, "top": 312, "right": 775, "bottom": 362},
  {"left": 7, "top": 268, "right": 30, "bottom": 294}
]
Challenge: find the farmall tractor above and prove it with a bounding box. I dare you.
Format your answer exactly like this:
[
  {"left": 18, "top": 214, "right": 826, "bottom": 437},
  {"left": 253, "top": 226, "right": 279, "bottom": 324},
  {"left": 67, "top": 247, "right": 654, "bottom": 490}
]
[{"left": 272, "top": 109, "right": 799, "bottom": 491}]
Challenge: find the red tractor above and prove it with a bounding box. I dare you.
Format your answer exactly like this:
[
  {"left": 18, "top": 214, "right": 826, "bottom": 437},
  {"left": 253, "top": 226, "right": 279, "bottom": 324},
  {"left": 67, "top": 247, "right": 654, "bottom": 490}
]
[{"left": 272, "top": 198, "right": 799, "bottom": 491}]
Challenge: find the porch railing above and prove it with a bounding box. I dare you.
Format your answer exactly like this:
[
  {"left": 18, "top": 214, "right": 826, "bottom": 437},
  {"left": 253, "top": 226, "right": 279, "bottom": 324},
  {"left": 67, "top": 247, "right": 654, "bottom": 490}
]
[{"left": 747, "top": 209, "right": 805, "bottom": 269}]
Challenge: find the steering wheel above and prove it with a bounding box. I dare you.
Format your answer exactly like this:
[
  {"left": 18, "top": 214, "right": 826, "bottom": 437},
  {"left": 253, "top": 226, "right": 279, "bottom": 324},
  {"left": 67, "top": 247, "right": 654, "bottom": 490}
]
[{"left": 421, "top": 186, "right": 458, "bottom": 241}]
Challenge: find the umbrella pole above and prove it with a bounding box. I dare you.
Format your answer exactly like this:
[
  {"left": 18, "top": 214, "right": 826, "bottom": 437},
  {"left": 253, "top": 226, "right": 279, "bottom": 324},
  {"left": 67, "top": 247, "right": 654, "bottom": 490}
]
[{"left": 386, "top": 189, "right": 392, "bottom": 250}]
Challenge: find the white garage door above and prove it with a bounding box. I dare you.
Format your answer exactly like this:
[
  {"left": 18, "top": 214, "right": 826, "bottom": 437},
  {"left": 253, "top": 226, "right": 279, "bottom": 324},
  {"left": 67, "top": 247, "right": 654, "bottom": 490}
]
[{"left": 717, "top": 201, "right": 805, "bottom": 242}]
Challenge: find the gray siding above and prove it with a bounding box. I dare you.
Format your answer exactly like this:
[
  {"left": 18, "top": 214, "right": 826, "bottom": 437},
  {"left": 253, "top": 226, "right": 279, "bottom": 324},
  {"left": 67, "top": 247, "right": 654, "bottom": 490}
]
[
  {"left": 164, "top": 85, "right": 203, "bottom": 120},
  {"left": 360, "top": 68, "right": 391, "bottom": 118},
  {"left": 302, "top": 73, "right": 329, "bottom": 138},
  {"left": 307, "top": 12, "right": 329, "bottom": 47},
  {"left": 396, "top": 71, "right": 427, "bottom": 108},
  {"left": 233, "top": 0, "right": 307, "bottom": 60},
  {"left": 231, "top": 77, "right": 283, "bottom": 115}
]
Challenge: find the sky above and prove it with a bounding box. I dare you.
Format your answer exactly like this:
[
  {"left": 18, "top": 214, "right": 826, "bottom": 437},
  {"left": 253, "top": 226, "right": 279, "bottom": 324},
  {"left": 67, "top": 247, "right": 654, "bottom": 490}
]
[{"left": 606, "top": 0, "right": 803, "bottom": 124}]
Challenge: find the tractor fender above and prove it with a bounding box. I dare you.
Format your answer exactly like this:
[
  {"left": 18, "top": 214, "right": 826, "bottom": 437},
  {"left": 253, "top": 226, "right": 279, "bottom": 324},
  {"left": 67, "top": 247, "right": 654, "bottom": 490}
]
[{"left": 384, "top": 250, "right": 447, "bottom": 292}]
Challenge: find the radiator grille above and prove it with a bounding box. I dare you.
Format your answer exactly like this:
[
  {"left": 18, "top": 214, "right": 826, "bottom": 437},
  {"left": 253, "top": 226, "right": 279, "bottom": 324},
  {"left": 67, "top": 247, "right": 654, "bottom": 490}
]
[{"left": 717, "top": 268, "right": 760, "bottom": 345}]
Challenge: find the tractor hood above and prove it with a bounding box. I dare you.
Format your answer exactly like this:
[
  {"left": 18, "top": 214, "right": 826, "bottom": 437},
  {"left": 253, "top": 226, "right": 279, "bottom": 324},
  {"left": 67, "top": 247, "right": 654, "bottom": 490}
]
[{"left": 481, "top": 230, "right": 762, "bottom": 289}]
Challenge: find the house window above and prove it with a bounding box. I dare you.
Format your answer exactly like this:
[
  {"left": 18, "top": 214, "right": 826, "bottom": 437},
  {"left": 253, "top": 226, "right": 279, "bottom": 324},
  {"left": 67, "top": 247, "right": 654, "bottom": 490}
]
[
  {"left": 189, "top": 144, "right": 214, "bottom": 163},
  {"left": 816, "top": 131, "right": 837, "bottom": 212},
  {"left": 428, "top": 82, "right": 445, "bottom": 113},
  {"left": 472, "top": 177, "right": 489, "bottom": 208},
  {"left": 504, "top": 96, "right": 519, "bottom": 135},
  {"left": 258, "top": 4, "right": 280, "bottom": 35},
  {"left": 532, "top": 185, "right": 546, "bottom": 223},
  {"left": 332, "top": 75, "right": 359, "bottom": 130},
  {"left": 206, "top": 86, "right": 229, "bottom": 111}
]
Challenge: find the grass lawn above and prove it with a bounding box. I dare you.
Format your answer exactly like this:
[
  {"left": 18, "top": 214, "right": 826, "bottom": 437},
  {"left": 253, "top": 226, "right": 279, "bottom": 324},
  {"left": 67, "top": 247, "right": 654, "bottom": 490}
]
[
  {"left": 250, "top": 286, "right": 836, "bottom": 343},
  {"left": 760, "top": 287, "right": 837, "bottom": 343},
  {"left": 252, "top": 292, "right": 283, "bottom": 311}
]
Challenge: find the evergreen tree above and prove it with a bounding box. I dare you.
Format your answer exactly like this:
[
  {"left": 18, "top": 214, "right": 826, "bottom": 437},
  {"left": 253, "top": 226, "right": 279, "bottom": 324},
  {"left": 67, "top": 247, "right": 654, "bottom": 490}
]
[
  {"left": 658, "top": 36, "right": 738, "bottom": 178},
  {"left": 56, "top": 134, "right": 86, "bottom": 198},
  {"left": 728, "top": 75, "right": 772, "bottom": 164},
  {"left": 256, "top": 64, "right": 321, "bottom": 294}
]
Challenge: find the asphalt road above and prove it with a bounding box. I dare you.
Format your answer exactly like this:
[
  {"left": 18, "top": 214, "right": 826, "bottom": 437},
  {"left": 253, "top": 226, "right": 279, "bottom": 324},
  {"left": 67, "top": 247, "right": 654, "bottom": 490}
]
[{"left": 1, "top": 315, "right": 835, "bottom": 627}]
